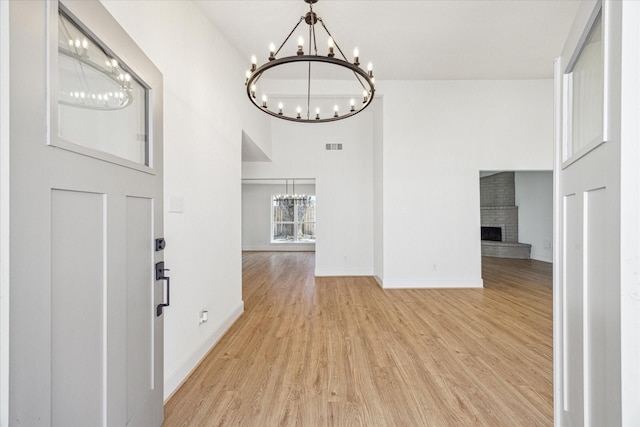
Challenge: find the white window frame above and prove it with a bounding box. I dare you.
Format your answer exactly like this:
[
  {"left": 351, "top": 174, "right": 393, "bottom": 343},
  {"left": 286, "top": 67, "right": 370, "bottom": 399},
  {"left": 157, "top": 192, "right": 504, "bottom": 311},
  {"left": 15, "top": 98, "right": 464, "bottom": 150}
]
[
  {"left": 271, "top": 195, "right": 316, "bottom": 243},
  {"left": 562, "top": 3, "right": 607, "bottom": 167}
]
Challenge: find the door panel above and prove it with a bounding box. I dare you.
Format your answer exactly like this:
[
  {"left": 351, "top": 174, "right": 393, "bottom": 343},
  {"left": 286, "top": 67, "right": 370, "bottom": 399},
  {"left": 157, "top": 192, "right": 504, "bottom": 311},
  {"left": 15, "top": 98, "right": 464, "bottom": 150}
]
[
  {"left": 584, "top": 187, "right": 607, "bottom": 426},
  {"left": 51, "top": 189, "right": 105, "bottom": 427},
  {"left": 562, "top": 193, "right": 582, "bottom": 423},
  {"left": 126, "top": 196, "right": 154, "bottom": 423}
]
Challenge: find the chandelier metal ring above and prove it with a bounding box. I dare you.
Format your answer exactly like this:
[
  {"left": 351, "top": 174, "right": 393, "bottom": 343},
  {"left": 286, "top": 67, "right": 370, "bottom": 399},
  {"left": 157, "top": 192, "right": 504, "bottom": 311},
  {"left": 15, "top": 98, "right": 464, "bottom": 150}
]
[
  {"left": 244, "top": 0, "right": 375, "bottom": 123},
  {"left": 246, "top": 55, "right": 375, "bottom": 123}
]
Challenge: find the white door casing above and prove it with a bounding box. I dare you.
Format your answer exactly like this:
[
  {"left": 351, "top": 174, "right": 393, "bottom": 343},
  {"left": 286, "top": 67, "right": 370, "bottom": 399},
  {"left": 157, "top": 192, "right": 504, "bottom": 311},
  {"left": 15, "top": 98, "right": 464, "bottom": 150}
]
[{"left": 8, "top": 0, "right": 164, "bottom": 425}]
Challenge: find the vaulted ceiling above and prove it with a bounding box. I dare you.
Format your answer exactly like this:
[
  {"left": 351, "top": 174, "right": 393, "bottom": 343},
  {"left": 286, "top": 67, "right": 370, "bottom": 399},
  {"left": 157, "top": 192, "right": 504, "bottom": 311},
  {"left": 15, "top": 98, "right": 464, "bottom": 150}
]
[{"left": 194, "top": 0, "right": 580, "bottom": 81}]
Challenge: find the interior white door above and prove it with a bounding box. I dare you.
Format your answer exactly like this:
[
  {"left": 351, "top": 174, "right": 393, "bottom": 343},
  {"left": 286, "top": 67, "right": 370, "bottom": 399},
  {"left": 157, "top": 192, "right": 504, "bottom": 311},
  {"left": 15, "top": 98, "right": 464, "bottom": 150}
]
[
  {"left": 554, "top": 1, "right": 622, "bottom": 425},
  {"left": 8, "top": 0, "right": 164, "bottom": 425}
]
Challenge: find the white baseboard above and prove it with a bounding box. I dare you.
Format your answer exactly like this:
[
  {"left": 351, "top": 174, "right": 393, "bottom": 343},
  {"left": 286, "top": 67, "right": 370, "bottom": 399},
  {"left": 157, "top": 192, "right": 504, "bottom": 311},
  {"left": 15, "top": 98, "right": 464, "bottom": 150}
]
[
  {"left": 315, "top": 269, "right": 374, "bottom": 277},
  {"left": 164, "top": 301, "right": 244, "bottom": 401},
  {"left": 530, "top": 252, "right": 553, "bottom": 263},
  {"left": 374, "top": 275, "right": 383, "bottom": 288},
  {"left": 379, "top": 278, "right": 484, "bottom": 289},
  {"left": 318, "top": 274, "right": 481, "bottom": 289},
  {"left": 242, "top": 245, "right": 315, "bottom": 252}
]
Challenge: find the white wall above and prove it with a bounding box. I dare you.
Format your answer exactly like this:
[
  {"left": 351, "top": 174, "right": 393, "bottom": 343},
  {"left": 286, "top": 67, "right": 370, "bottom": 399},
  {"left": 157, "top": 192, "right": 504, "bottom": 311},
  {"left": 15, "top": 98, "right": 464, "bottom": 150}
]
[
  {"left": 242, "top": 183, "right": 315, "bottom": 251},
  {"left": 515, "top": 171, "right": 553, "bottom": 262},
  {"left": 242, "top": 111, "right": 374, "bottom": 276},
  {"left": 101, "top": 0, "right": 270, "bottom": 399},
  {"left": 243, "top": 80, "right": 553, "bottom": 283},
  {"left": 380, "top": 80, "right": 553, "bottom": 288}
]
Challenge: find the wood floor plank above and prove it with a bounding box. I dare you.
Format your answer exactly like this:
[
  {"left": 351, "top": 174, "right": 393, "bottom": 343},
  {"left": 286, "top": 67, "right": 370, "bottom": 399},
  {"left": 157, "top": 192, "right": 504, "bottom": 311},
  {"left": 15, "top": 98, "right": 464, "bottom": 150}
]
[{"left": 164, "top": 253, "right": 553, "bottom": 426}]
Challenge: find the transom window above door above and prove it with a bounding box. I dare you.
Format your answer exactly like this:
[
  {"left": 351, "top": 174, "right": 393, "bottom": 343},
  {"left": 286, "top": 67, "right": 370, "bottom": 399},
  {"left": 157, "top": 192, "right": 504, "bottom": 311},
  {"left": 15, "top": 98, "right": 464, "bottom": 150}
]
[{"left": 56, "top": 7, "right": 150, "bottom": 167}]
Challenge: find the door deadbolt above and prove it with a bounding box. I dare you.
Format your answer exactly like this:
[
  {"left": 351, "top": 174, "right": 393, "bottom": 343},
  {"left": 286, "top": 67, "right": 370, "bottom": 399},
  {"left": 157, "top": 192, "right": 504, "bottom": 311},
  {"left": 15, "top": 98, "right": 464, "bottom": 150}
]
[{"left": 155, "top": 238, "right": 166, "bottom": 251}]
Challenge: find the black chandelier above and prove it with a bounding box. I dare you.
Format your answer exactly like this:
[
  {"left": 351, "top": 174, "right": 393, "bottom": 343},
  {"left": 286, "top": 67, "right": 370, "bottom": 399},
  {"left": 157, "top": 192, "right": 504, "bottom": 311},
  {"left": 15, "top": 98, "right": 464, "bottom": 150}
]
[{"left": 244, "top": 0, "right": 375, "bottom": 123}]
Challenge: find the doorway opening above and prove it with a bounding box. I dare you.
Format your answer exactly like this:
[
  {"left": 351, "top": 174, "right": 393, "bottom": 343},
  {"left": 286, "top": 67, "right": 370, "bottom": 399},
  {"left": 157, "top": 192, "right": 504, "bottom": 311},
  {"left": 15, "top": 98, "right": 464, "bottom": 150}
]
[
  {"left": 478, "top": 171, "right": 552, "bottom": 263},
  {"left": 241, "top": 178, "right": 316, "bottom": 252}
]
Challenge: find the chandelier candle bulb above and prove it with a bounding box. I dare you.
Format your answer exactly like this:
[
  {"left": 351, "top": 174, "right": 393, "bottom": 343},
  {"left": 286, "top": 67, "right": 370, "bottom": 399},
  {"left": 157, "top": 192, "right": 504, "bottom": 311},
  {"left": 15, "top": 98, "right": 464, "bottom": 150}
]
[
  {"left": 315, "top": 107, "right": 320, "bottom": 120},
  {"left": 262, "top": 94, "right": 267, "bottom": 108},
  {"left": 350, "top": 99, "right": 356, "bottom": 112},
  {"left": 363, "top": 90, "right": 368, "bottom": 103},
  {"left": 297, "top": 36, "right": 304, "bottom": 55},
  {"left": 278, "top": 102, "right": 283, "bottom": 115},
  {"left": 269, "top": 43, "right": 276, "bottom": 60},
  {"left": 251, "top": 55, "right": 257, "bottom": 71},
  {"left": 250, "top": 84, "right": 256, "bottom": 98},
  {"left": 296, "top": 106, "right": 302, "bottom": 119},
  {"left": 328, "top": 37, "right": 335, "bottom": 57},
  {"left": 368, "top": 62, "right": 374, "bottom": 77},
  {"left": 353, "top": 47, "right": 360, "bottom": 65}
]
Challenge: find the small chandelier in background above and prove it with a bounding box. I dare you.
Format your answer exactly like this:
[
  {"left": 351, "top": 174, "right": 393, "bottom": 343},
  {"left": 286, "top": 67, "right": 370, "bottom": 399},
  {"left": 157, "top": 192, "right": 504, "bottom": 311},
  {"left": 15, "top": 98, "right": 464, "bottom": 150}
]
[
  {"left": 244, "top": 0, "right": 375, "bottom": 123},
  {"left": 274, "top": 179, "right": 312, "bottom": 205}
]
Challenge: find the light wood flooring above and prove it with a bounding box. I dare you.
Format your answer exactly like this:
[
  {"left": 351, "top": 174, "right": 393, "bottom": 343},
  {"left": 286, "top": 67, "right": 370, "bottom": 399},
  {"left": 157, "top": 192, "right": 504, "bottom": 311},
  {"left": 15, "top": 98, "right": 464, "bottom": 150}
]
[{"left": 164, "top": 253, "right": 553, "bottom": 426}]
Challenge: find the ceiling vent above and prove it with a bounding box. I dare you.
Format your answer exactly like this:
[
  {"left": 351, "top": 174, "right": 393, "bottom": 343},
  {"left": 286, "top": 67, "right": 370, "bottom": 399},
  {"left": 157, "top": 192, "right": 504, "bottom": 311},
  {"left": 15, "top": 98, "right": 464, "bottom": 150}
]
[{"left": 325, "top": 143, "right": 343, "bottom": 151}]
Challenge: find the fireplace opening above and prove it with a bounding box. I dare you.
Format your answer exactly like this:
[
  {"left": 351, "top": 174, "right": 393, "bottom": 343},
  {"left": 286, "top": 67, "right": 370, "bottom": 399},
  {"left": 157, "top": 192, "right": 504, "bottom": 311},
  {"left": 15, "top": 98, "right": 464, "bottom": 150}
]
[{"left": 481, "top": 226, "right": 502, "bottom": 242}]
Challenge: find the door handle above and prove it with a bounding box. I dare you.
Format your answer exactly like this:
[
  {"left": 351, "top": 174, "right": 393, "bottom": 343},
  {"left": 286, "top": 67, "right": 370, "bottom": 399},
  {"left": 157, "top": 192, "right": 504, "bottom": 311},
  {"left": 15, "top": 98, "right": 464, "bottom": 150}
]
[{"left": 155, "top": 261, "right": 170, "bottom": 317}]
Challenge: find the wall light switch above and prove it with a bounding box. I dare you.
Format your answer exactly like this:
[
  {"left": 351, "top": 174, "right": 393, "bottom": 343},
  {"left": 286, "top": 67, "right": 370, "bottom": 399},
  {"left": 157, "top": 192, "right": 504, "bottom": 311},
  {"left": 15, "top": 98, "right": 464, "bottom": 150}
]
[
  {"left": 169, "top": 196, "right": 184, "bottom": 213},
  {"left": 199, "top": 310, "right": 208, "bottom": 325}
]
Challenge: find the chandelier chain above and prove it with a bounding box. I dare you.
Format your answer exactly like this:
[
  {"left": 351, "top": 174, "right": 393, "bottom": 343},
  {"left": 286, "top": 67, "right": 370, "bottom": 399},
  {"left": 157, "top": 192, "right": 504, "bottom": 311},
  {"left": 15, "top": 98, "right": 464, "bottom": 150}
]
[
  {"left": 307, "top": 13, "right": 313, "bottom": 118},
  {"left": 307, "top": 61, "right": 312, "bottom": 119},
  {"left": 310, "top": 1, "right": 319, "bottom": 55}
]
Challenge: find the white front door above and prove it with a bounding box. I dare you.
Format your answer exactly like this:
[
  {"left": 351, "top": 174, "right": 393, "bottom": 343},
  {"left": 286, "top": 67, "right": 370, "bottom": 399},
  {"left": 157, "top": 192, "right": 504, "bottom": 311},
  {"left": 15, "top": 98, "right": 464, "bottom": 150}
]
[
  {"left": 554, "top": 1, "right": 625, "bottom": 425},
  {"left": 8, "top": 1, "right": 164, "bottom": 425}
]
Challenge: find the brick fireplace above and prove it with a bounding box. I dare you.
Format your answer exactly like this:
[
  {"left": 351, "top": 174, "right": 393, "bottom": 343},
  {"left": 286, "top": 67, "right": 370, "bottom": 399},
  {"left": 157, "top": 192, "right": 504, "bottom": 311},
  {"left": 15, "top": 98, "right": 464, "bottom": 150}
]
[{"left": 480, "top": 172, "right": 531, "bottom": 259}]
